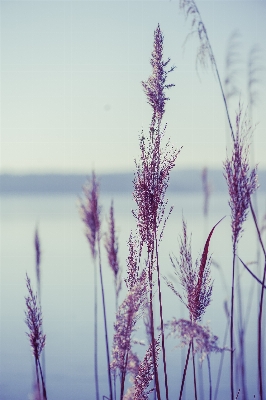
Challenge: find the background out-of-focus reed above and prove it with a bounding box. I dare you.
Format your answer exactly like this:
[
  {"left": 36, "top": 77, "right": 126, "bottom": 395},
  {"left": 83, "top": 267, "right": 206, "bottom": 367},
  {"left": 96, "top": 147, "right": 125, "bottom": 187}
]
[{"left": 21, "top": 1, "right": 266, "bottom": 399}]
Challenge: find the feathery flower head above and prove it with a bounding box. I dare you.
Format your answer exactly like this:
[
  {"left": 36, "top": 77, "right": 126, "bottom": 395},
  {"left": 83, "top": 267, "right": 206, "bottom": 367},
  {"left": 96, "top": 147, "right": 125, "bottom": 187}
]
[
  {"left": 133, "top": 128, "right": 180, "bottom": 251},
  {"left": 133, "top": 336, "right": 161, "bottom": 400},
  {"left": 168, "top": 217, "right": 223, "bottom": 322},
  {"left": 79, "top": 171, "right": 101, "bottom": 259},
  {"left": 105, "top": 200, "right": 122, "bottom": 297},
  {"left": 142, "top": 24, "right": 175, "bottom": 129},
  {"left": 223, "top": 105, "right": 258, "bottom": 246},
  {"left": 111, "top": 270, "right": 148, "bottom": 376},
  {"left": 133, "top": 25, "right": 180, "bottom": 251},
  {"left": 25, "top": 274, "right": 46, "bottom": 360},
  {"left": 180, "top": 0, "right": 214, "bottom": 70},
  {"left": 126, "top": 232, "right": 141, "bottom": 291},
  {"left": 165, "top": 318, "right": 225, "bottom": 362},
  {"left": 224, "top": 31, "right": 242, "bottom": 102}
]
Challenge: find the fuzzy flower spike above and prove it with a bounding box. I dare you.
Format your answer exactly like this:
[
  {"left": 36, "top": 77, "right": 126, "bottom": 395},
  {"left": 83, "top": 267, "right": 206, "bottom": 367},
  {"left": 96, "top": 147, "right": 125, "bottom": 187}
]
[
  {"left": 133, "top": 25, "right": 180, "bottom": 251},
  {"left": 168, "top": 217, "right": 223, "bottom": 322},
  {"left": 105, "top": 200, "right": 122, "bottom": 306},
  {"left": 224, "top": 105, "right": 258, "bottom": 249},
  {"left": 25, "top": 274, "right": 47, "bottom": 399},
  {"left": 223, "top": 104, "right": 258, "bottom": 400},
  {"left": 142, "top": 24, "right": 175, "bottom": 134},
  {"left": 79, "top": 170, "right": 101, "bottom": 259}
]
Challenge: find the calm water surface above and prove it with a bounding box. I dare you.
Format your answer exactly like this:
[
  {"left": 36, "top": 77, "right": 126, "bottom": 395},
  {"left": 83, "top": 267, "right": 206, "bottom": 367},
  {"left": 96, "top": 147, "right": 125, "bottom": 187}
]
[{"left": 0, "top": 191, "right": 265, "bottom": 399}]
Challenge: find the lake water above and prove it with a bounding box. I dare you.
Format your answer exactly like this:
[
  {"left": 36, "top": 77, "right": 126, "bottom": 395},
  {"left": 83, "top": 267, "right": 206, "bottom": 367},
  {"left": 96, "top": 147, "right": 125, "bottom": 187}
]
[{"left": 0, "top": 190, "right": 265, "bottom": 400}]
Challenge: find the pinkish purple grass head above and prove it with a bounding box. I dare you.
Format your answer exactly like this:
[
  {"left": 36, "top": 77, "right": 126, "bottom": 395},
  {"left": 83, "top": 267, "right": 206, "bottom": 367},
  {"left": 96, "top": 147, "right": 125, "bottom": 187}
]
[
  {"left": 79, "top": 171, "right": 101, "bottom": 259},
  {"left": 133, "top": 25, "right": 181, "bottom": 253},
  {"left": 223, "top": 105, "right": 258, "bottom": 247},
  {"left": 25, "top": 274, "right": 46, "bottom": 361}
]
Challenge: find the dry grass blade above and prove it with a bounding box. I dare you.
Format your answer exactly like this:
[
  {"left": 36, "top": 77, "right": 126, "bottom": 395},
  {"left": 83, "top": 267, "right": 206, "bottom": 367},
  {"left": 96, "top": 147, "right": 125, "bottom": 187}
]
[{"left": 195, "top": 216, "right": 225, "bottom": 302}]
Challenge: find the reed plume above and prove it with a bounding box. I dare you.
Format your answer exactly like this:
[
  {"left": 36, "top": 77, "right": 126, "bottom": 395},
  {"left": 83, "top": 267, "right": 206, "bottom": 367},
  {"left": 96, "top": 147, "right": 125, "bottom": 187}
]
[
  {"left": 167, "top": 216, "right": 223, "bottom": 399},
  {"left": 168, "top": 218, "right": 222, "bottom": 322},
  {"left": 180, "top": 0, "right": 235, "bottom": 141},
  {"left": 111, "top": 269, "right": 147, "bottom": 400},
  {"left": 79, "top": 171, "right": 113, "bottom": 400},
  {"left": 132, "top": 336, "right": 161, "bottom": 400},
  {"left": 223, "top": 107, "right": 258, "bottom": 247},
  {"left": 224, "top": 31, "right": 242, "bottom": 104},
  {"left": 79, "top": 171, "right": 101, "bottom": 259},
  {"left": 223, "top": 105, "right": 258, "bottom": 400},
  {"left": 133, "top": 24, "right": 180, "bottom": 400},
  {"left": 79, "top": 171, "right": 101, "bottom": 400},
  {"left": 25, "top": 274, "right": 47, "bottom": 400},
  {"left": 165, "top": 318, "right": 224, "bottom": 361},
  {"left": 105, "top": 200, "right": 122, "bottom": 310}
]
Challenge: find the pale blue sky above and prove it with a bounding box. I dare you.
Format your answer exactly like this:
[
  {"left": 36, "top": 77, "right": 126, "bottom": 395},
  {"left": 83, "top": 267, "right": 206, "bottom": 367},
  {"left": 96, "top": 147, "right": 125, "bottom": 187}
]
[{"left": 1, "top": 0, "right": 266, "bottom": 174}]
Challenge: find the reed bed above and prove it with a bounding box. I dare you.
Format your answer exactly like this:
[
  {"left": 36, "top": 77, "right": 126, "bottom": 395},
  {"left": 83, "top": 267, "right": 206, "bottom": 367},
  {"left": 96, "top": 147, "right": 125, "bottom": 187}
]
[{"left": 21, "top": 1, "right": 265, "bottom": 399}]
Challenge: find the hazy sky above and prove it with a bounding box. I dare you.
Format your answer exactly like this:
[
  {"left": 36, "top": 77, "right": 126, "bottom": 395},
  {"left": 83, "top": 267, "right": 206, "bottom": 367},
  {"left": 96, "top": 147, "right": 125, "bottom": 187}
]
[{"left": 1, "top": 0, "right": 266, "bottom": 174}]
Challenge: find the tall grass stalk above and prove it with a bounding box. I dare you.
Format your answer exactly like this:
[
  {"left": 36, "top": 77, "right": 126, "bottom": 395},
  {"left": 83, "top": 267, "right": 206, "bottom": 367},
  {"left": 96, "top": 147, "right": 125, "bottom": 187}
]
[
  {"left": 223, "top": 106, "right": 257, "bottom": 400},
  {"left": 167, "top": 217, "right": 224, "bottom": 398},
  {"left": 79, "top": 172, "right": 113, "bottom": 400},
  {"left": 133, "top": 23, "right": 179, "bottom": 400}
]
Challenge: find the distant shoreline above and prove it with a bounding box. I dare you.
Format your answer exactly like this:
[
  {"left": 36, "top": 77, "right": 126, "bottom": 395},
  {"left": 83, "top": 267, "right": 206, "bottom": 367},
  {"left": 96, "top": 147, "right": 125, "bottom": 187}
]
[{"left": 0, "top": 169, "right": 265, "bottom": 194}]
